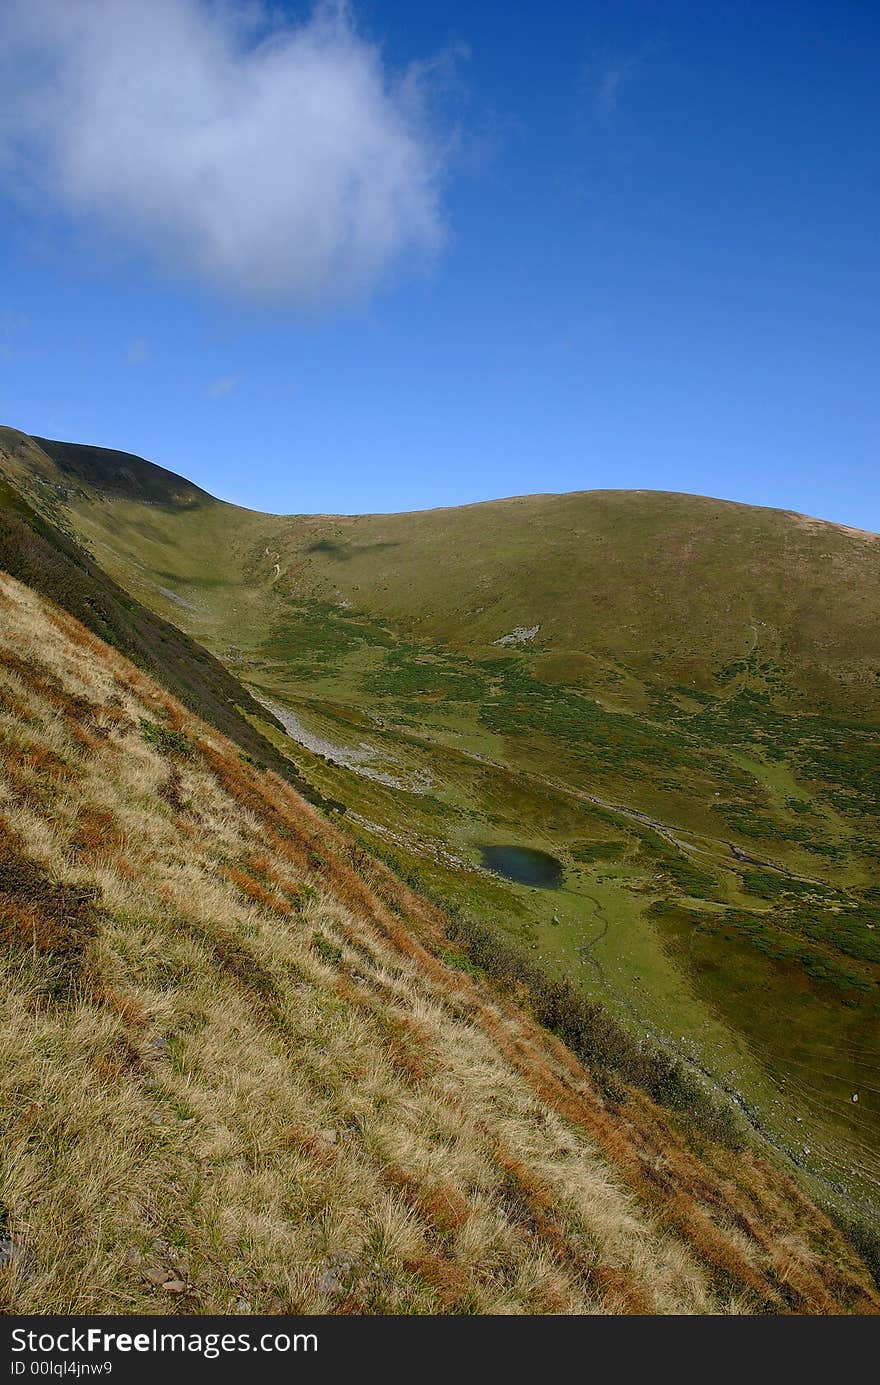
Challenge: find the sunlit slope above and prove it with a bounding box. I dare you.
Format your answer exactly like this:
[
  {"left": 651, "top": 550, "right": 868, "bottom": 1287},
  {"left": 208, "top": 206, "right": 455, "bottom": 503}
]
[
  {"left": 4, "top": 429, "right": 877, "bottom": 717},
  {"left": 2, "top": 427, "right": 879, "bottom": 1260},
  {"left": 5, "top": 570, "right": 877, "bottom": 1313},
  {"left": 270, "top": 489, "right": 880, "bottom": 714}
]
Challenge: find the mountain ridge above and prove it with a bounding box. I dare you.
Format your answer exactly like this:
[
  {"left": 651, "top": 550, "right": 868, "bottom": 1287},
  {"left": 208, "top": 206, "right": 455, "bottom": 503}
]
[
  {"left": 5, "top": 426, "right": 879, "bottom": 722},
  {"left": 2, "top": 424, "right": 878, "bottom": 1267},
  {"left": 13, "top": 427, "right": 879, "bottom": 536}
]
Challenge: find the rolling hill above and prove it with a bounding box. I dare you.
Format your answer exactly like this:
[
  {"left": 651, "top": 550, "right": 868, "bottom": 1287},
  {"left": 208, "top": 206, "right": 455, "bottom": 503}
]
[{"left": 1, "top": 425, "right": 878, "bottom": 1285}]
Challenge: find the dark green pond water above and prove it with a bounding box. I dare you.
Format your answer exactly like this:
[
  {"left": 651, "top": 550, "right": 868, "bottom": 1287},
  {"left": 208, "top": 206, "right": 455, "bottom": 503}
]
[{"left": 479, "top": 844, "right": 564, "bottom": 889}]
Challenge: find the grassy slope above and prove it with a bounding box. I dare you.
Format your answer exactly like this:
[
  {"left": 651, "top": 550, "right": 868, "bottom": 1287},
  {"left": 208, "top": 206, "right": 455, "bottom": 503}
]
[
  {"left": 2, "top": 427, "right": 878, "bottom": 1249},
  {"left": 1, "top": 569, "right": 878, "bottom": 1314},
  {"left": 10, "top": 431, "right": 880, "bottom": 707},
  {"left": 0, "top": 432, "right": 337, "bottom": 813}
]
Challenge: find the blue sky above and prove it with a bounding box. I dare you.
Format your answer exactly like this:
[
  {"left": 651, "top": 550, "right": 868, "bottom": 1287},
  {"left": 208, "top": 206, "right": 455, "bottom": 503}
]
[{"left": 0, "top": 0, "right": 878, "bottom": 528}]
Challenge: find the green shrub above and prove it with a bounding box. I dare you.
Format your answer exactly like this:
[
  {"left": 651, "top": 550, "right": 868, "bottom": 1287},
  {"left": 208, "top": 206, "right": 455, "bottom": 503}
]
[
  {"left": 436, "top": 947, "right": 482, "bottom": 979},
  {"left": 311, "top": 931, "right": 343, "bottom": 966},
  {"left": 139, "top": 718, "right": 196, "bottom": 758}
]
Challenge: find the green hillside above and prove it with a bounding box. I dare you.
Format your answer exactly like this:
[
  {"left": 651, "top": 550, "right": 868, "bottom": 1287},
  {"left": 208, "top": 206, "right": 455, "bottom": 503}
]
[
  {"left": 2, "top": 425, "right": 878, "bottom": 1259},
  {"left": 0, "top": 432, "right": 332, "bottom": 812},
  {"left": 5, "top": 567, "right": 877, "bottom": 1314}
]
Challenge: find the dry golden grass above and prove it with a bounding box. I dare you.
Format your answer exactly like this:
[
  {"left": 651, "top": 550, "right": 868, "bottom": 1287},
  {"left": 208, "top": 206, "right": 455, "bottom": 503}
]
[{"left": 0, "top": 571, "right": 876, "bottom": 1315}]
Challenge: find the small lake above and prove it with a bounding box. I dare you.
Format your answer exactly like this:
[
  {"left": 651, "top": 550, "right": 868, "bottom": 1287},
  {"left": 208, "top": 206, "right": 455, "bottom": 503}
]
[{"left": 479, "top": 844, "right": 564, "bottom": 889}]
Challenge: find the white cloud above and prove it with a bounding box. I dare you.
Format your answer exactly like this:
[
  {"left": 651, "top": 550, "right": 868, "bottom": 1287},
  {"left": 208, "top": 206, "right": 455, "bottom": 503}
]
[
  {"left": 0, "top": 1, "right": 449, "bottom": 305},
  {"left": 209, "top": 375, "right": 237, "bottom": 398}
]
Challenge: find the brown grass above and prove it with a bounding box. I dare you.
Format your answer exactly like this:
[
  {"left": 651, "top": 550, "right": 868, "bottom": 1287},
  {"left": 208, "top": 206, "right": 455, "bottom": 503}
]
[{"left": 0, "top": 569, "right": 876, "bottom": 1316}]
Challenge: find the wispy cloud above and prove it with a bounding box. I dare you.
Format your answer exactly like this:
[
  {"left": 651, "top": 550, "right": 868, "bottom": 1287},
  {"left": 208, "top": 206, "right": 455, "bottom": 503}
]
[
  {"left": 0, "top": 1, "right": 452, "bottom": 306},
  {"left": 582, "top": 52, "right": 640, "bottom": 118},
  {"left": 0, "top": 310, "right": 30, "bottom": 362},
  {"left": 209, "top": 375, "right": 237, "bottom": 399},
  {"left": 597, "top": 63, "right": 631, "bottom": 115}
]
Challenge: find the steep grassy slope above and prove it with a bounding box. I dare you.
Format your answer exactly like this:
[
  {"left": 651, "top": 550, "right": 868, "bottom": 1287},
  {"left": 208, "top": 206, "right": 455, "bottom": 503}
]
[
  {"left": 0, "top": 435, "right": 336, "bottom": 811},
  {"left": 2, "top": 426, "right": 878, "bottom": 1260},
  {"left": 0, "top": 570, "right": 877, "bottom": 1314}
]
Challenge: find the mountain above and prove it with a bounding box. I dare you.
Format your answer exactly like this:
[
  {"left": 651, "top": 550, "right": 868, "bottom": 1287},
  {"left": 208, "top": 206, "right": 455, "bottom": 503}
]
[
  {"left": 0, "top": 431, "right": 338, "bottom": 813},
  {"left": 29, "top": 435, "right": 214, "bottom": 508},
  {"left": 1, "top": 566, "right": 876, "bottom": 1313},
  {"left": 5, "top": 428, "right": 878, "bottom": 714},
  {"left": 2, "top": 425, "right": 878, "bottom": 1284}
]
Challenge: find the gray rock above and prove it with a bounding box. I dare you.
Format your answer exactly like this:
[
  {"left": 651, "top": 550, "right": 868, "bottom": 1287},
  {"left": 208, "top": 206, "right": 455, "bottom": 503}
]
[
  {"left": 317, "top": 1268, "right": 345, "bottom": 1295},
  {"left": 493, "top": 624, "right": 540, "bottom": 647},
  {"left": 317, "top": 1254, "right": 354, "bottom": 1295}
]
